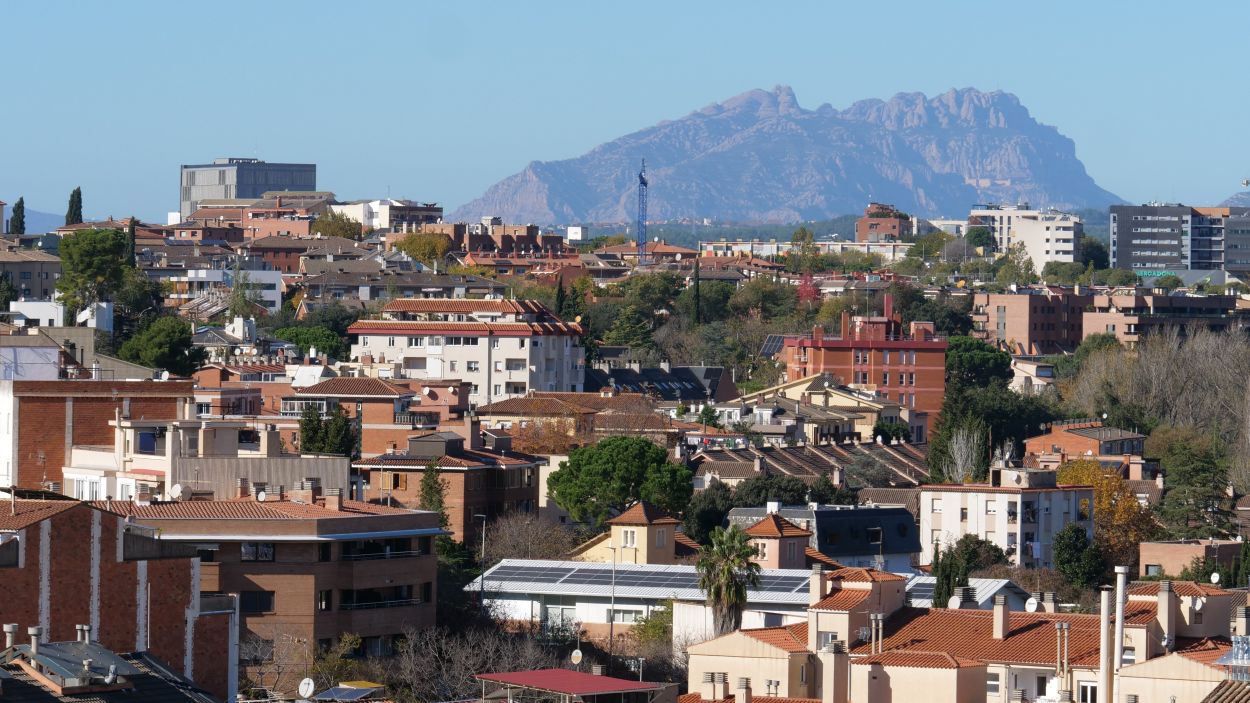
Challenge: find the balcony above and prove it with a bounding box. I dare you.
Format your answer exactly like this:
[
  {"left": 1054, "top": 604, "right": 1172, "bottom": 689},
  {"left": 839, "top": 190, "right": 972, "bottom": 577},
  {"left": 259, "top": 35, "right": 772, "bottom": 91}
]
[
  {"left": 339, "top": 598, "right": 423, "bottom": 611},
  {"left": 393, "top": 412, "right": 439, "bottom": 429},
  {"left": 341, "top": 549, "right": 425, "bottom": 562}
]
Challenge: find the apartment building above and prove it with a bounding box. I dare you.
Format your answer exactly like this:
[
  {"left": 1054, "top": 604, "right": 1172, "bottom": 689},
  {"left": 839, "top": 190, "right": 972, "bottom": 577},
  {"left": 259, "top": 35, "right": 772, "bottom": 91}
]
[
  {"left": 779, "top": 313, "right": 947, "bottom": 429},
  {"left": 299, "top": 269, "right": 506, "bottom": 305},
  {"left": 1109, "top": 203, "right": 1250, "bottom": 273},
  {"left": 727, "top": 505, "right": 920, "bottom": 572},
  {"left": 0, "top": 379, "right": 193, "bottom": 492},
  {"left": 237, "top": 235, "right": 363, "bottom": 274},
  {"left": 331, "top": 199, "right": 443, "bottom": 233},
  {"left": 352, "top": 424, "right": 542, "bottom": 543},
  {"left": 969, "top": 203, "right": 1084, "bottom": 265},
  {"left": 0, "top": 496, "right": 237, "bottom": 700},
  {"left": 179, "top": 158, "right": 316, "bottom": 219},
  {"left": 98, "top": 485, "right": 442, "bottom": 683},
  {"left": 348, "top": 299, "right": 585, "bottom": 405},
  {"left": 146, "top": 255, "right": 284, "bottom": 313},
  {"left": 416, "top": 219, "right": 567, "bottom": 255},
  {"left": 854, "top": 203, "right": 911, "bottom": 243},
  {"left": 970, "top": 287, "right": 1091, "bottom": 354},
  {"left": 0, "top": 242, "right": 60, "bottom": 300},
  {"left": 1083, "top": 290, "right": 1248, "bottom": 346},
  {"left": 919, "top": 466, "right": 1093, "bottom": 568}
]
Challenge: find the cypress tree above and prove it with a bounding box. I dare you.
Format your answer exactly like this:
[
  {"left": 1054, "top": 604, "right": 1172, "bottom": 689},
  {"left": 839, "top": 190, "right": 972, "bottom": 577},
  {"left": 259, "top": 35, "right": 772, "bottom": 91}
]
[
  {"left": 65, "top": 187, "right": 83, "bottom": 225},
  {"left": 124, "top": 217, "right": 136, "bottom": 267},
  {"left": 693, "top": 259, "right": 702, "bottom": 324},
  {"left": 555, "top": 279, "right": 567, "bottom": 318},
  {"left": 8, "top": 197, "right": 25, "bottom": 236}
]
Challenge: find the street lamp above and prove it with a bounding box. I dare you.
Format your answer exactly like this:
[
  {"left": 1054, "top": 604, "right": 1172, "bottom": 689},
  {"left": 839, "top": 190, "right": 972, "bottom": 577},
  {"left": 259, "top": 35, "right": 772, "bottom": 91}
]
[{"left": 474, "top": 513, "right": 488, "bottom": 611}]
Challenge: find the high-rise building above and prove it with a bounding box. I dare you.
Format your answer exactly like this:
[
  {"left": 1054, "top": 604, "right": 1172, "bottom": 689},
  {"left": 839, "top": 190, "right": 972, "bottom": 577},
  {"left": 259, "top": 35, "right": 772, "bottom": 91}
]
[
  {"left": 1109, "top": 204, "right": 1250, "bottom": 274},
  {"left": 179, "top": 158, "right": 316, "bottom": 219},
  {"left": 969, "top": 203, "right": 1084, "bottom": 266}
]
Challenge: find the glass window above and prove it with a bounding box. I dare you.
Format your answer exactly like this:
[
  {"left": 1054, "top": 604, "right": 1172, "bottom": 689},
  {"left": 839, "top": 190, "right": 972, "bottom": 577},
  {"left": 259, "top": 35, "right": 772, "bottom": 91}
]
[
  {"left": 317, "top": 590, "right": 332, "bottom": 612},
  {"left": 240, "top": 590, "right": 275, "bottom": 613},
  {"left": 986, "top": 673, "right": 1000, "bottom": 694},
  {"left": 621, "top": 529, "right": 636, "bottom": 548},
  {"left": 241, "top": 542, "right": 275, "bottom": 562}
]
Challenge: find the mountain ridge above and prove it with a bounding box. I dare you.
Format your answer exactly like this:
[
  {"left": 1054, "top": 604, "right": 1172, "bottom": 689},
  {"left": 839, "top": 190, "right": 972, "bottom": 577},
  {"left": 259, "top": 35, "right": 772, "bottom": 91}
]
[{"left": 452, "top": 86, "right": 1123, "bottom": 225}]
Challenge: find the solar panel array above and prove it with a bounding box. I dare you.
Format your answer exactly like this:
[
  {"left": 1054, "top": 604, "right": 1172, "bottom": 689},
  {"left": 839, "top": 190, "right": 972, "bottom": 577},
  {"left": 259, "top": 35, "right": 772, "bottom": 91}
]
[
  {"left": 760, "top": 334, "right": 787, "bottom": 358},
  {"left": 482, "top": 562, "right": 810, "bottom": 596},
  {"left": 313, "top": 687, "right": 381, "bottom": 702}
]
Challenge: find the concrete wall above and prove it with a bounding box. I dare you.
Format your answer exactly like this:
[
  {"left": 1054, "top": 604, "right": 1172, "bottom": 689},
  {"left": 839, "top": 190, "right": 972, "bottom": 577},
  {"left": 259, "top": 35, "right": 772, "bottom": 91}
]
[{"left": 172, "top": 455, "right": 351, "bottom": 499}]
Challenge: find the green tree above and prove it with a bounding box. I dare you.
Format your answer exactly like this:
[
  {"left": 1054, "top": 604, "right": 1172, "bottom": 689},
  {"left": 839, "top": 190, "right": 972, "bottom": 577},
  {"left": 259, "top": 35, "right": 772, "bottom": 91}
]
[
  {"left": 697, "top": 525, "right": 762, "bottom": 635},
  {"left": 546, "top": 436, "right": 693, "bottom": 527},
  {"left": 112, "top": 266, "right": 165, "bottom": 347},
  {"left": 298, "top": 405, "right": 325, "bottom": 454},
  {"left": 728, "top": 277, "right": 797, "bottom": 319},
  {"left": 698, "top": 404, "right": 721, "bottom": 428},
  {"left": 603, "top": 304, "right": 655, "bottom": 349},
  {"left": 683, "top": 481, "right": 735, "bottom": 544},
  {"left": 123, "top": 217, "right": 136, "bottom": 267},
  {"left": 1154, "top": 274, "right": 1185, "bottom": 291},
  {"left": 1234, "top": 540, "right": 1250, "bottom": 590},
  {"left": 873, "top": 420, "right": 911, "bottom": 443},
  {"left": 65, "top": 186, "right": 82, "bottom": 225},
  {"left": 8, "top": 197, "right": 24, "bottom": 235},
  {"left": 1151, "top": 426, "right": 1233, "bottom": 537},
  {"left": 692, "top": 260, "right": 702, "bottom": 323},
  {"left": 995, "top": 243, "right": 1038, "bottom": 287},
  {"left": 1050, "top": 333, "right": 1121, "bottom": 379},
  {"left": 1080, "top": 238, "right": 1110, "bottom": 270},
  {"left": 395, "top": 231, "right": 453, "bottom": 267},
  {"left": 56, "top": 228, "right": 127, "bottom": 312},
  {"left": 945, "top": 336, "right": 1012, "bottom": 391},
  {"left": 310, "top": 210, "right": 363, "bottom": 239},
  {"left": 554, "top": 280, "right": 567, "bottom": 319},
  {"left": 227, "top": 260, "right": 260, "bottom": 317},
  {"left": 732, "top": 474, "right": 809, "bottom": 507},
  {"left": 117, "top": 316, "right": 206, "bottom": 375},
  {"left": 964, "top": 226, "right": 994, "bottom": 250},
  {"left": 418, "top": 462, "right": 451, "bottom": 530},
  {"left": 676, "top": 280, "right": 734, "bottom": 324},
  {"left": 321, "top": 407, "right": 357, "bottom": 458},
  {"left": 932, "top": 535, "right": 1006, "bottom": 606},
  {"left": 275, "top": 325, "right": 344, "bottom": 359},
  {"left": 1053, "top": 523, "right": 1105, "bottom": 590},
  {"left": 0, "top": 277, "right": 16, "bottom": 309},
  {"left": 1097, "top": 268, "right": 1139, "bottom": 287}
]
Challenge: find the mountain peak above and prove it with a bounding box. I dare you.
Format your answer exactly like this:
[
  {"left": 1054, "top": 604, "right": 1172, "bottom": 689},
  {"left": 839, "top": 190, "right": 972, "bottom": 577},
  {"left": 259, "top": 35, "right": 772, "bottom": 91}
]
[{"left": 452, "top": 87, "right": 1122, "bottom": 224}]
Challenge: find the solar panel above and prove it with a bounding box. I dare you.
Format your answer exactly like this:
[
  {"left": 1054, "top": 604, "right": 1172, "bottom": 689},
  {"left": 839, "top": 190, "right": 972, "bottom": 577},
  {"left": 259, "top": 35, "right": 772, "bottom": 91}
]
[
  {"left": 760, "top": 334, "right": 787, "bottom": 358},
  {"left": 314, "top": 686, "right": 380, "bottom": 701}
]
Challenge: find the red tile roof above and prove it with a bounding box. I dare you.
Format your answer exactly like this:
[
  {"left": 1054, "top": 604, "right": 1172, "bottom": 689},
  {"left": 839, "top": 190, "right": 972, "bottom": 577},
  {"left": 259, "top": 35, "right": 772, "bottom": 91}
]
[
  {"left": 354, "top": 447, "right": 538, "bottom": 469},
  {"left": 1127, "top": 581, "right": 1230, "bottom": 598},
  {"left": 811, "top": 588, "right": 871, "bottom": 612},
  {"left": 296, "top": 377, "right": 414, "bottom": 398},
  {"left": 852, "top": 650, "right": 985, "bottom": 669},
  {"left": 91, "top": 498, "right": 416, "bottom": 520},
  {"left": 742, "top": 622, "right": 809, "bottom": 653},
  {"left": 805, "top": 547, "right": 843, "bottom": 569},
  {"left": 674, "top": 531, "right": 702, "bottom": 556},
  {"left": 532, "top": 391, "right": 654, "bottom": 412},
  {"left": 475, "top": 669, "right": 660, "bottom": 695},
  {"left": 744, "top": 514, "right": 812, "bottom": 539},
  {"left": 827, "top": 567, "right": 906, "bottom": 583},
  {"left": 347, "top": 319, "right": 584, "bottom": 336},
  {"left": 0, "top": 500, "right": 80, "bottom": 530},
  {"left": 1175, "top": 638, "right": 1234, "bottom": 667},
  {"left": 382, "top": 299, "right": 549, "bottom": 315},
  {"left": 608, "top": 501, "right": 681, "bottom": 526},
  {"left": 476, "top": 396, "right": 597, "bottom": 416}
]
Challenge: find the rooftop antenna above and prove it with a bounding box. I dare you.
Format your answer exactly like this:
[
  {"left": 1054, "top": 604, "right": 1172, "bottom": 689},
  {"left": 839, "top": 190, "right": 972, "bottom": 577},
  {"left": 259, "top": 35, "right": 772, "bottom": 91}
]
[{"left": 637, "top": 159, "right": 648, "bottom": 266}]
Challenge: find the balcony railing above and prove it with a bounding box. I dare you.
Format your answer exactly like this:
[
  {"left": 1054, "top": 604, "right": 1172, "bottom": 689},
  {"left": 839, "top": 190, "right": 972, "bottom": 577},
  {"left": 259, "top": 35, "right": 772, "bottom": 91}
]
[
  {"left": 341, "top": 550, "right": 426, "bottom": 562},
  {"left": 393, "top": 412, "right": 439, "bottom": 429},
  {"left": 339, "top": 598, "right": 423, "bottom": 611}
]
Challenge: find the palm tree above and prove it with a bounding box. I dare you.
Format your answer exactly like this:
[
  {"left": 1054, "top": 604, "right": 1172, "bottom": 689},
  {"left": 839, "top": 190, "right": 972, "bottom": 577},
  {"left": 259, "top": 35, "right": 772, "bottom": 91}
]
[{"left": 697, "top": 524, "right": 762, "bottom": 636}]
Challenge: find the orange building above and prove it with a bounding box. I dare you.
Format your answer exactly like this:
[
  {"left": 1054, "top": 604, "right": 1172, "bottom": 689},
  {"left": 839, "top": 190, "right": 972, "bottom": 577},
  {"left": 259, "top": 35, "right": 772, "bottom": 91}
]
[{"left": 855, "top": 203, "right": 911, "bottom": 243}]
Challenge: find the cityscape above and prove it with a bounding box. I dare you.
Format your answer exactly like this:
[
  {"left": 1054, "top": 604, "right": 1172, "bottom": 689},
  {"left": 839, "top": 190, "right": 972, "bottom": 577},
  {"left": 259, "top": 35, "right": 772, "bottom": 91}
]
[{"left": 5, "top": 3, "right": 1250, "bottom": 703}]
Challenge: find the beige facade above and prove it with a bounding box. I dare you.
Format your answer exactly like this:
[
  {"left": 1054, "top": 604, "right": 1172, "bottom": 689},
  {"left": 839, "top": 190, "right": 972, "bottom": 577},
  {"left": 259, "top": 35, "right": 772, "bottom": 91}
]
[
  {"left": 970, "top": 205, "right": 1084, "bottom": 266},
  {"left": 575, "top": 502, "right": 685, "bottom": 565},
  {"left": 1116, "top": 649, "right": 1225, "bottom": 703},
  {"left": 849, "top": 657, "right": 986, "bottom": 703},
  {"left": 685, "top": 629, "right": 816, "bottom": 699}
]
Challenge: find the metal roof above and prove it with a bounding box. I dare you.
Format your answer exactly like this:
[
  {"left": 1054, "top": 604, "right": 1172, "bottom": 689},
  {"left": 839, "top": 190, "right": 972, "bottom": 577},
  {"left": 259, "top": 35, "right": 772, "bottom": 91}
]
[{"left": 469, "top": 559, "right": 814, "bottom": 604}]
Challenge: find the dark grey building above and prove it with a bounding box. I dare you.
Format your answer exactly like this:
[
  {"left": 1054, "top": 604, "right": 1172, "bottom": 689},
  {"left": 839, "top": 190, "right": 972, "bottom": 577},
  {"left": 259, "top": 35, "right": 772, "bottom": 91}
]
[
  {"left": 179, "top": 157, "right": 316, "bottom": 218},
  {"left": 1110, "top": 203, "right": 1250, "bottom": 274},
  {"left": 726, "top": 504, "right": 919, "bottom": 572}
]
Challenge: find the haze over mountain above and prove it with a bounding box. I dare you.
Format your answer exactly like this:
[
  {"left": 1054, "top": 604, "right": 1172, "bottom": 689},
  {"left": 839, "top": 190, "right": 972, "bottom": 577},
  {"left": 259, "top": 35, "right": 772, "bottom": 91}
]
[{"left": 452, "top": 86, "right": 1123, "bottom": 225}]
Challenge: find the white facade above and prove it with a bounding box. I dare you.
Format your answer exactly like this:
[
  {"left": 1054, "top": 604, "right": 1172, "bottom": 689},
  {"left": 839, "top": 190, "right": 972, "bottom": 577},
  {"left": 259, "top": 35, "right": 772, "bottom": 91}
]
[
  {"left": 919, "top": 469, "right": 1094, "bottom": 569},
  {"left": 970, "top": 205, "right": 1084, "bottom": 267},
  {"left": 566, "top": 226, "right": 587, "bottom": 242},
  {"left": 157, "top": 266, "right": 284, "bottom": 313}
]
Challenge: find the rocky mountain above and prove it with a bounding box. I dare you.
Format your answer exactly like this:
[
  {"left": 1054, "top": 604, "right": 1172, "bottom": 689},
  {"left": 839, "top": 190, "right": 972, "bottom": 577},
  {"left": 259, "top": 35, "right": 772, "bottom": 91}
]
[
  {"left": 1221, "top": 191, "right": 1250, "bottom": 207},
  {"left": 452, "top": 86, "right": 1123, "bottom": 225}
]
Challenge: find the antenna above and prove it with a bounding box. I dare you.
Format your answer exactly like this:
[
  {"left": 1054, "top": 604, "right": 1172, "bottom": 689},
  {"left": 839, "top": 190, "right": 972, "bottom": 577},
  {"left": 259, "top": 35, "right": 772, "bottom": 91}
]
[
  {"left": 298, "top": 678, "right": 316, "bottom": 698},
  {"left": 637, "top": 159, "right": 648, "bottom": 266}
]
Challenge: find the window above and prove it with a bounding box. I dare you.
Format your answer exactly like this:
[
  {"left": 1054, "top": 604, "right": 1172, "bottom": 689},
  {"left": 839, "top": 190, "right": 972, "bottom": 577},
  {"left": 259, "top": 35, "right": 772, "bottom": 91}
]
[
  {"left": 240, "top": 590, "right": 275, "bottom": 613},
  {"left": 467, "top": 361, "right": 480, "bottom": 372},
  {"left": 786, "top": 541, "right": 798, "bottom": 561},
  {"left": 1121, "top": 647, "right": 1136, "bottom": 665},
  {"left": 819, "top": 631, "right": 839, "bottom": 648},
  {"left": 421, "top": 582, "right": 433, "bottom": 603},
  {"left": 655, "top": 528, "right": 666, "bottom": 547},
  {"left": 1036, "top": 676, "right": 1048, "bottom": 696},
  {"left": 387, "top": 337, "right": 395, "bottom": 347},
  {"left": 1194, "top": 611, "right": 1204, "bottom": 624},
  {"left": 867, "top": 527, "right": 882, "bottom": 545},
  {"left": 242, "top": 638, "right": 275, "bottom": 664},
  {"left": 986, "top": 672, "right": 1000, "bottom": 695},
  {"left": 449, "top": 361, "right": 457, "bottom": 372},
  {"left": 621, "top": 529, "right": 637, "bottom": 548},
  {"left": 960, "top": 507, "right": 968, "bottom": 522},
  {"left": 931, "top": 498, "right": 942, "bottom": 513},
  {"left": 1144, "top": 564, "right": 1162, "bottom": 576},
  {"left": 241, "top": 542, "right": 275, "bottom": 562},
  {"left": 986, "top": 501, "right": 998, "bottom": 514},
  {"left": 799, "top": 664, "right": 806, "bottom": 684},
  {"left": 756, "top": 541, "right": 768, "bottom": 559},
  {"left": 492, "top": 339, "right": 500, "bottom": 349},
  {"left": 318, "top": 543, "right": 332, "bottom": 561},
  {"left": 611, "top": 609, "right": 643, "bottom": 623},
  {"left": 318, "top": 590, "right": 332, "bottom": 612},
  {"left": 1078, "top": 682, "right": 1097, "bottom": 703}
]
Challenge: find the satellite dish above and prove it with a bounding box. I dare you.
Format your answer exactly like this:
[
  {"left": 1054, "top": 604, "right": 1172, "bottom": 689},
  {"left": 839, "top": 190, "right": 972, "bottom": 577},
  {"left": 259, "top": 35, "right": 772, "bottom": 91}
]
[
  {"left": 298, "top": 678, "right": 316, "bottom": 699},
  {"left": 1212, "top": 572, "right": 1222, "bottom": 585},
  {"left": 169, "top": 484, "right": 183, "bottom": 499},
  {"left": 256, "top": 490, "right": 267, "bottom": 503},
  {"left": 233, "top": 348, "right": 242, "bottom": 356},
  {"left": 1025, "top": 597, "right": 1039, "bottom": 613},
  {"left": 946, "top": 596, "right": 961, "bottom": 609},
  {"left": 570, "top": 649, "right": 583, "bottom": 665}
]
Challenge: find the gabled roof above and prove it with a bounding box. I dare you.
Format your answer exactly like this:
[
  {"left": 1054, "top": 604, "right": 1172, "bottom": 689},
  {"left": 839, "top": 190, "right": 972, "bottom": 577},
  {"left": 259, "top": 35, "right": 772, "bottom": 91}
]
[
  {"left": 811, "top": 588, "right": 871, "bottom": 611},
  {"left": 477, "top": 396, "right": 597, "bottom": 416},
  {"left": 1203, "top": 680, "right": 1250, "bottom": 703},
  {"left": 827, "top": 567, "right": 906, "bottom": 583},
  {"left": 745, "top": 514, "right": 812, "bottom": 539},
  {"left": 0, "top": 500, "right": 80, "bottom": 531},
  {"left": 852, "top": 650, "right": 985, "bottom": 669},
  {"left": 1127, "top": 581, "right": 1230, "bottom": 598},
  {"left": 742, "top": 621, "right": 809, "bottom": 653},
  {"left": 296, "top": 377, "right": 414, "bottom": 398},
  {"left": 608, "top": 501, "right": 681, "bottom": 526},
  {"left": 382, "top": 298, "right": 549, "bottom": 315}
]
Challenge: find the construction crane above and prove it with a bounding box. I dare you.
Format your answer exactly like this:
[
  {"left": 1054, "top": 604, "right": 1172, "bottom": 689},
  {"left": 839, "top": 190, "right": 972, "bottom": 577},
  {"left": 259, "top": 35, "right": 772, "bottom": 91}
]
[{"left": 637, "top": 159, "right": 648, "bottom": 266}]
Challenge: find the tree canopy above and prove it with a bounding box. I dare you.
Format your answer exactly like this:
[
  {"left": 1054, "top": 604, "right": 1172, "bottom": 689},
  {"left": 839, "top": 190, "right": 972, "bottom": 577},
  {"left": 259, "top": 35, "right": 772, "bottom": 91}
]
[
  {"left": 56, "top": 228, "right": 128, "bottom": 313},
  {"left": 310, "top": 210, "right": 363, "bottom": 239},
  {"left": 697, "top": 525, "right": 761, "bottom": 635},
  {"left": 395, "top": 231, "right": 453, "bottom": 266},
  {"left": 117, "top": 316, "right": 206, "bottom": 376},
  {"left": 944, "top": 336, "right": 1012, "bottom": 390},
  {"left": 8, "top": 197, "right": 24, "bottom": 235},
  {"left": 65, "top": 187, "right": 83, "bottom": 225},
  {"left": 546, "top": 436, "right": 693, "bottom": 527},
  {"left": 275, "top": 325, "right": 344, "bottom": 359}
]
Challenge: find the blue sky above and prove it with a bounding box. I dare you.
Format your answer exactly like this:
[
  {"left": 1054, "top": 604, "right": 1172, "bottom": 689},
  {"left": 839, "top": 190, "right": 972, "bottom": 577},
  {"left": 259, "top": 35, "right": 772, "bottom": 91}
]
[{"left": 2, "top": 0, "right": 1247, "bottom": 222}]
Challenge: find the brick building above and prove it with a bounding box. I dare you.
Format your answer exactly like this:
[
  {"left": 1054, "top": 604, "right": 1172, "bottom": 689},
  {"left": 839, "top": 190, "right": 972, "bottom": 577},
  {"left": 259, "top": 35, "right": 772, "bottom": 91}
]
[
  {"left": 779, "top": 312, "right": 947, "bottom": 429},
  {"left": 237, "top": 236, "right": 364, "bottom": 274},
  {"left": 1084, "top": 290, "right": 1250, "bottom": 347},
  {"left": 970, "top": 287, "right": 1092, "bottom": 355},
  {"left": 98, "top": 486, "right": 442, "bottom": 692},
  {"left": 0, "top": 496, "right": 237, "bottom": 700},
  {"left": 855, "top": 203, "right": 911, "bottom": 243},
  {"left": 0, "top": 379, "right": 193, "bottom": 493},
  {"left": 352, "top": 424, "right": 542, "bottom": 544}
]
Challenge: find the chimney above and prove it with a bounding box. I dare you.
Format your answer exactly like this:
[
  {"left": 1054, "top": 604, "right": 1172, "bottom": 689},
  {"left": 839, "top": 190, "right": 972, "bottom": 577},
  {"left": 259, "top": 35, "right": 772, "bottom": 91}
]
[
  {"left": 1099, "top": 587, "right": 1113, "bottom": 703},
  {"left": 1043, "top": 592, "right": 1059, "bottom": 613},
  {"left": 324, "top": 487, "right": 343, "bottom": 512},
  {"left": 992, "top": 594, "right": 1009, "bottom": 639},
  {"left": 27, "top": 626, "right": 41, "bottom": 657},
  {"left": 252, "top": 481, "right": 268, "bottom": 500},
  {"left": 702, "top": 672, "right": 725, "bottom": 701},
  {"left": 812, "top": 325, "right": 824, "bottom": 344},
  {"left": 958, "top": 585, "right": 977, "bottom": 609},
  {"left": 734, "top": 678, "right": 752, "bottom": 703},
  {"left": 236, "top": 478, "right": 250, "bottom": 499},
  {"left": 3, "top": 624, "right": 17, "bottom": 649},
  {"left": 75, "top": 624, "right": 85, "bottom": 642},
  {"left": 1114, "top": 566, "right": 1129, "bottom": 671},
  {"left": 1237, "top": 606, "right": 1250, "bottom": 637},
  {"left": 810, "top": 564, "right": 827, "bottom": 604},
  {"left": 1157, "top": 580, "right": 1176, "bottom": 653},
  {"left": 766, "top": 501, "right": 781, "bottom": 515},
  {"left": 82, "top": 624, "right": 92, "bottom": 643},
  {"left": 817, "top": 641, "right": 849, "bottom": 703},
  {"left": 465, "top": 413, "right": 483, "bottom": 450},
  {"left": 289, "top": 478, "right": 322, "bottom": 504}
]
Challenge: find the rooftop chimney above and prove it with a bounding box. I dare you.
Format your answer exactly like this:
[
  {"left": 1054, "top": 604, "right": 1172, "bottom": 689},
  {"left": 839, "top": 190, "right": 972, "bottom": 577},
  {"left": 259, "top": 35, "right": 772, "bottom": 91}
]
[
  {"left": 1237, "top": 606, "right": 1250, "bottom": 637},
  {"left": 958, "top": 586, "right": 977, "bottom": 609},
  {"left": 236, "top": 478, "right": 250, "bottom": 499},
  {"left": 992, "top": 594, "right": 1009, "bottom": 639},
  {"left": 3, "top": 623, "right": 16, "bottom": 649},
  {"left": 27, "top": 626, "right": 41, "bottom": 657},
  {"left": 324, "top": 487, "right": 343, "bottom": 512},
  {"left": 734, "top": 678, "right": 752, "bottom": 703},
  {"left": 810, "top": 564, "right": 827, "bottom": 605},
  {"left": 1158, "top": 580, "right": 1176, "bottom": 653}
]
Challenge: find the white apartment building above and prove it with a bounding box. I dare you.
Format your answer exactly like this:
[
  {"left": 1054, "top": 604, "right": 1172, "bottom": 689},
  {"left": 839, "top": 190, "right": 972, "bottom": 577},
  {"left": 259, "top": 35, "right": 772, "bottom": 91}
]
[
  {"left": 347, "top": 299, "right": 585, "bottom": 405},
  {"left": 970, "top": 204, "right": 1084, "bottom": 267},
  {"left": 919, "top": 467, "right": 1093, "bottom": 569},
  {"left": 329, "top": 199, "right": 442, "bottom": 233}
]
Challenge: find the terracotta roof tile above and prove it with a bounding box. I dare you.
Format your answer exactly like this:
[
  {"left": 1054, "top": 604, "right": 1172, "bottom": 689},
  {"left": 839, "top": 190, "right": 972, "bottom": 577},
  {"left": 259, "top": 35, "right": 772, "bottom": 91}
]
[
  {"left": 353, "top": 448, "right": 538, "bottom": 469},
  {"left": 297, "top": 377, "right": 414, "bottom": 398},
  {"left": 608, "top": 501, "right": 681, "bottom": 526},
  {"left": 674, "top": 531, "right": 702, "bottom": 556},
  {"left": 745, "top": 514, "right": 812, "bottom": 538},
  {"left": 0, "top": 500, "right": 80, "bottom": 530},
  {"left": 741, "top": 622, "right": 809, "bottom": 653},
  {"left": 1175, "top": 637, "right": 1233, "bottom": 666},
  {"left": 811, "top": 588, "right": 871, "bottom": 612},
  {"left": 477, "top": 396, "right": 597, "bottom": 416},
  {"left": 1201, "top": 680, "right": 1250, "bottom": 703},
  {"left": 532, "top": 391, "right": 654, "bottom": 412},
  {"left": 852, "top": 650, "right": 985, "bottom": 669},
  {"left": 828, "top": 567, "right": 906, "bottom": 583},
  {"left": 381, "top": 299, "right": 547, "bottom": 315},
  {"left": 1127, "top": 581, "right": 1230, "bottom": 598},
  {"left": 805, "top": 547, "right": 843, "bottom": 569}
]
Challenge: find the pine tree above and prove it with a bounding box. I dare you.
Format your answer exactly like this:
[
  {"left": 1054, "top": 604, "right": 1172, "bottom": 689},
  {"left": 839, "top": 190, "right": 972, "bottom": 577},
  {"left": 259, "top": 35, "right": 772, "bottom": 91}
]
[
  {"left": 299, "top": 405, "right": 325, "bottom": 453},
  {"left": 65, "top": 187, "right": 83, "bottom": 226},
  {"left": 418, "top": 462, "right": 450, "bottom": 530},
  {"left": 124, "top": 217, "right": 136, "bottom": 267},
  {"left": 8, "top": 197, "right": 24, "bottom": 236},
  {"left": 555, "top": 279, "right": 567, "bottom": 318}
]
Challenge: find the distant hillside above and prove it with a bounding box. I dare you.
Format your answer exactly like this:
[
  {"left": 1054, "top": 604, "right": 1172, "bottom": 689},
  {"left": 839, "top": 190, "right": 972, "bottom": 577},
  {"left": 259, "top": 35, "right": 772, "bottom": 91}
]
[
  {"left": 6, "top": 208, "right": 67, "bottom": 235},
  {"left": 453, "top": 86, "right": 1124, "bottom": 225}
]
